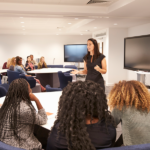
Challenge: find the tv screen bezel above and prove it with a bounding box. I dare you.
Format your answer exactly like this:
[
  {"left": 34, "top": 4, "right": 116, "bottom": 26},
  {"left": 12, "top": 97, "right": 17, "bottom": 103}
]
[
  {"left": 124, "top": 34, "right": 150, "bottom": 71},
  {"left": 64, "top": 44, "right": 87, "bottom": 62}
]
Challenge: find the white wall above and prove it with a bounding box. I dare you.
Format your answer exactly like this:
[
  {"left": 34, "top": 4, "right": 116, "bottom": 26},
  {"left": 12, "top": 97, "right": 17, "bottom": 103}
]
[
  {"left": 127, "top": 23, "right": 150, "bottom": 82},
  {"left": 0, "top": 35, "right": 91, "bottom": 69},
  {"left": 108, "top": 28, "right": 128, "bottom": 85}
]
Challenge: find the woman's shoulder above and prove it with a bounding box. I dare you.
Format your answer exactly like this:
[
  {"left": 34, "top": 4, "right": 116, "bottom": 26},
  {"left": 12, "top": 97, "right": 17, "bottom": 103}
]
[{"left": 98, "top": 54, "right": 106, "bottom": 60}]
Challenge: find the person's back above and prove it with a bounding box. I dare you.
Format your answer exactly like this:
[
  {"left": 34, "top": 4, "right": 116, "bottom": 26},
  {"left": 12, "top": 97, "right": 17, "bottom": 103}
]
[
  {"left": 112, "top": 106, "right": 150, "bottom": 146},
  {"left": 108, "top": 80, "right": 150, "bottom": 146},
  {"left": 0, "top": 78, "right": 47, "bottom": 150},
  {"left": 46, "top": 80, "right": 116, "bottom": 150}
]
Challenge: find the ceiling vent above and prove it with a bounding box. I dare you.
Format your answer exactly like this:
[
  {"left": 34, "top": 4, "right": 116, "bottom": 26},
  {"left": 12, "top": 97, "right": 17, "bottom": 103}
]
[
  {"left": 87, "top": 0, "right": 110, "bottom": 4},
  {"left": 95, "top": 32, "right": 106, "bottom": 38}
]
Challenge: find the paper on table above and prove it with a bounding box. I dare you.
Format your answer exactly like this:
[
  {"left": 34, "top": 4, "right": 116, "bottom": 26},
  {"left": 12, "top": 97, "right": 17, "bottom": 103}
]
[{"left": 46, "top": 112, "right": 53, "bottom": 116}]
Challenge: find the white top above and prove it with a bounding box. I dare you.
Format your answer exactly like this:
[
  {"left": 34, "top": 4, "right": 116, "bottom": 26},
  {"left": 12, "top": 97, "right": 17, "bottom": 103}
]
[
  {"left": 0, "top": 69, "right": 8, "bottom": 73},
  {"left": 27, "top": 68, "right": 72, "bottom": 74},
  {"left": 0, "top": 91, "right": 62, "bottom": 130}
]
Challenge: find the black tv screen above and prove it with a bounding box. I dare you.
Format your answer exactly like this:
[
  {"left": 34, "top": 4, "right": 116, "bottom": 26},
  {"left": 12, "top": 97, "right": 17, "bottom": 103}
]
[
  {"left": 64, "top": 44, "right": 87, "bottom": 62},
  {"left": 124, "top": 34, "right": 150, "bottom": 71}
]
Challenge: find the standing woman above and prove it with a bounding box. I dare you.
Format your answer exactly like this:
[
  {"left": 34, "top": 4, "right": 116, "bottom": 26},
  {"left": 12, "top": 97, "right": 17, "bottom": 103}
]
[
  {"left": 71, "top": 38, "right": 107, "bottom": 91},
  {"left": 38, "top": 57, "right": 47, "bottom": 69}
]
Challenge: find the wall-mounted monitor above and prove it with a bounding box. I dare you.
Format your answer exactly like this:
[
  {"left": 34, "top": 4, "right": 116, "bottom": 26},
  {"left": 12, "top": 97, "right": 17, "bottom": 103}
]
[
  {"left": 64, "top": 44, "right": 87, "bottom": 62},
  {"left": 124, "top": 34, "right": 150, "bottom": 71}
]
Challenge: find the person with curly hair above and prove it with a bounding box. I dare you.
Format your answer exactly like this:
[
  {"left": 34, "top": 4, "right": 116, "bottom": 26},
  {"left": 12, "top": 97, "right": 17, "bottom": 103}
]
[
  {"left": 0, "top": 78, "right": 47, "bottom": 150},
  {"left": 46, "top": 80, "right": 116, "bottom": 150},
  {"left": 71, "top": 38, "right": 107, "bottom": 91},
  {"left": 108, "top": 80, "right": 150, "bottom": 146}
]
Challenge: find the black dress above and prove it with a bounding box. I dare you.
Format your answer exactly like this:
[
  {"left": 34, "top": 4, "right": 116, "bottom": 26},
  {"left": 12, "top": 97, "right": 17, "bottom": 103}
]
[
  {"left": 84, "top": 54, "right": 106, "bottom": 91},
  {"left": 46, "top": 121, "right": 116, "bottom": 150}
]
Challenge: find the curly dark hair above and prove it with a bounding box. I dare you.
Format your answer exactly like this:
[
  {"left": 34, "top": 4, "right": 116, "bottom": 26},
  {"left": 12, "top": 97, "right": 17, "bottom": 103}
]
[
  {"left": 0, "top": 78, "right": 36, "bottom": 143},
  {"left": 51, "top": 80, "right": 115, "bottom": 150}
]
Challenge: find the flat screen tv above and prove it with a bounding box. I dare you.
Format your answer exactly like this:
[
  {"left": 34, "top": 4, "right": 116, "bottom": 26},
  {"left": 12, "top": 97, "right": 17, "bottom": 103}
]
[
  {"left": 124, "top": 34, "right": 150, "bottom": 71},
  {"left": 64, "top": 44, "right": 87, "bottom": 62}
]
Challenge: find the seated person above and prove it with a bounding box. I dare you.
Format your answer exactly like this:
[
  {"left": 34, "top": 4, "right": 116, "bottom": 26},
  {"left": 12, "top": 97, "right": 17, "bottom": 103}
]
[
  {"left": 9, "top": 57, "right": 16, "bottom": 71},
  {"left": 2, "top": 58, "right": 11, "bottom": 76},
  {"left": 30, "top": 54, "right": 37, "bottom": 66},
  {"left": 38, "top": 57, "right": 47, "bottom": 69},
  {"left": 25, "top": 56, "right": 35, "bottom": 71},
  {"left": 108, "top": 80, "right": 150, "bottom": 146},
  {"left": 0, "top": 78, "right": 47, "bottom": 150},
  {"left": 15, "top": 56, "right": 46, "bottom": 92},
  {"left": 46, "top": 80, "right": 116, "bottom": 150}
]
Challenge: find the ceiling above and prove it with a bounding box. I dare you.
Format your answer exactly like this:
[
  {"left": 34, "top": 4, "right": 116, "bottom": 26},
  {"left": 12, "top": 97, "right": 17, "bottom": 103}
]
[
  {"left": 0, "top": 0, "right": 119, "bottom": 6},
  {"left": 0, "top": 0, "right": 149, "bottom": 35}
]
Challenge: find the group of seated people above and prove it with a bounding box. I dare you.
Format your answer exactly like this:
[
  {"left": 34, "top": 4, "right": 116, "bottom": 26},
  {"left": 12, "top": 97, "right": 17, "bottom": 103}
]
[
  {"left": 2, "top": 55, "right": 48, "bottom": 72},
  {"left": 1, "top": 55, "right": 48, "bottom": 92},
  {"left": 0, "top": 77, "right": 150, "bottom": 150}
]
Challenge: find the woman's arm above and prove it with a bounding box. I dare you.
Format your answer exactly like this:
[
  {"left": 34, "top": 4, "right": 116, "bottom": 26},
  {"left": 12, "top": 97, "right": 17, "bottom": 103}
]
[
  {"left": 94, "top": 58, "right": 107, "bottom": 74},
  {"left": 111, "top": 108, "right": 122, "bottom": 126},
  {"left": 38, "top": 63, "right": 41, "bottom": 69},
  {"left": 71, "top": 61, "right": 87, "bottom": 75}
]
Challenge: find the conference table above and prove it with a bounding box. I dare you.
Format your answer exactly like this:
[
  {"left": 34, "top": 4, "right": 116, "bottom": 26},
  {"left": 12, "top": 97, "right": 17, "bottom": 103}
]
[
  {"left": 27, "top": 68, "right": 73, "bottom": 88},
  {"left": 0, "top": 69, "right": 8, "bottom": 74},
  {"left": 0, "top": 91, "right": 61, "bottom": 130}
]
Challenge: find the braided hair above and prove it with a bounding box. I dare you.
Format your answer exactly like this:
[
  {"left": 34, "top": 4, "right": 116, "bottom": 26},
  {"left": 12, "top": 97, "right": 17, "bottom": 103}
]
[
  {"left": 0, "top": 78, "right": 36, "bottom": 143},
  {"left": 51, "top": 80, "right": 115, "bottom": 150}
]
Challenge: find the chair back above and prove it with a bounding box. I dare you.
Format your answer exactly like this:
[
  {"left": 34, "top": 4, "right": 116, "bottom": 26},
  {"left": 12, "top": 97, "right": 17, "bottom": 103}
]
[
  {"left": 47, "top": 65, "right": 63, "bottom": 68},
  {"left": 0, "top": 85, "right": 7, "bottom": 98},
  {"left": 0, "top": 75, "right": 1, "bottom": 84},
  {"left": 0, "top": 141, "right": 25, "bottom": 150},
  {"left": 58, "top": 71, "right": 72, "bottom": 89},
  {"left": 7, "top": 70, "right": 20, "bottom": 84},
  {"left": 64, "top": 65, "right": 77, "bottom": 69}
]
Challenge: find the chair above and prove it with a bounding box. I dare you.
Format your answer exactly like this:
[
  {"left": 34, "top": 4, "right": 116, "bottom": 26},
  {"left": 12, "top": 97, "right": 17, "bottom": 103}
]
[
  {"left": 7, "top": 70, "right": 20, "bottom": 84},
  {"left": 0, "top": 141, "right": 25, "bottom": 150},
  {"left": 46, "top": 85, "right": 62, "bottom": 92},
  {"left": 7, "top": 70, "right": 36, "bottom": 88},
  {"left": 19, "top": 74, "right": 36, "bottom": 88},
  {"left": 64, "top": 65, "right": 78, "bottom": 69},
  {"left": 100, "top": 143, "right": 150, "bottom": 150},
  {"left": 0, "top": 85, "right": 7, "bottom": 98},
  {"left": 58, "top": 71, "right": 72, "bottom": 89},
  {"left": 47, "top": 65, "right": 63, "bottom": 68}
]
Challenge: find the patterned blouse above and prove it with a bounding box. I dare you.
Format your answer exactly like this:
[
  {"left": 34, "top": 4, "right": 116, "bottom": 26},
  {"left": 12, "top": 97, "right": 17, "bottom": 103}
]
[{"left": 0, "top": 101, "right": 47, "bottom": 150}]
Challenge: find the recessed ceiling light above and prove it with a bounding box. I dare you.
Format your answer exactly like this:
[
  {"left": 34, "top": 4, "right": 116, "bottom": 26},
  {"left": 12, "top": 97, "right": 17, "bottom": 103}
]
[
  {"left": 21, "top": 22, "right": 24, "bottom": 23},
  {"left": 68, "top": 23, "right": 72, "bottom": 24},
  {"left": 59, "top": 29, "right": 61, "bottom": 31},
  {"left": 20, "top": 17, "right": 23, "bottom": 18},
  {"left": 23, "top": 29, "right": 25, "bottom": 30},
  {"left": 80, "top": 34, "right": 83, "bottom": 35},
  {"left": 105, "top": 17, "right": 109, "bottom": 18},
  {"left": 94, "top": 27, "right": 97, "bottom": 29},
  {"left": 75, "top": 18, "right": 78, "bottom": 19},
  {"left": 56, "top": 34, "right": 59, "bottom": 35},
  {"left": 114, "top": 23, "right": 118, "bottom": 25},
  {"left": 22, "top": 26, "right": 25, "bottom": 27}
]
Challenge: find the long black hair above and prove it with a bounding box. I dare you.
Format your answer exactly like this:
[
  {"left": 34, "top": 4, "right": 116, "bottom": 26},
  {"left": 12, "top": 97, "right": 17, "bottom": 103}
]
[
  {"left": 26, "top": 56, "right": 31, "bottom": 64},
  {"left": 0, "top": 78, "right": 36, "bottom": 142},
  {"left": 51, "top": 80, "right": 115, "bottom": 150},
  {"left": 84, "top": 38, "right": 101, "bottom": 62}
]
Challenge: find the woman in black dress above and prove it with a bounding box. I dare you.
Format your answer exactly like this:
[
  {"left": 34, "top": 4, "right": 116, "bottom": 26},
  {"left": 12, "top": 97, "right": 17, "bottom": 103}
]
[{"left": 71, "top": 38, "right": 107, "bottom": 91}]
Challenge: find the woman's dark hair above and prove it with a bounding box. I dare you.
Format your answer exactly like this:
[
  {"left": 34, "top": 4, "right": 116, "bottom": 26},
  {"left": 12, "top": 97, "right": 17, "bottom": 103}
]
[
  {"left": 16, "top": 56, "right": 22, "bottom": 65},
  {"left": 26, "top": 56, "right": 31, "bottom": 64},
  {"left": 84, "top": 38, "right": 101, "bottom": 62},
  {"left": 0, "top": 78, "right": 36, "bottom": 142},
  {"left": 51, "top": 80, "right": 115, "bottom": 150}
]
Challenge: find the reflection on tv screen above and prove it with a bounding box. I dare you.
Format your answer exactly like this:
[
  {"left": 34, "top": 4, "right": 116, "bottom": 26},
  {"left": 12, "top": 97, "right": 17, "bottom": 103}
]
[
  {"left": 64, "top": 45, "right": 87, "bottom": 62},
  {"left": 124, "top": 35, "right": 150, "bottom": 71}
]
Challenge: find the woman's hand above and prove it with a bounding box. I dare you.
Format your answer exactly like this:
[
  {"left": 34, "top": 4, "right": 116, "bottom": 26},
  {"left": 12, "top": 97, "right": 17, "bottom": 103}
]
[
  {"left": 70, "top": 69, "right": 79, "bottom": 75},
  {"left": 29, "top": 93, "right": 38, "bottom": 102},
  {"left": 94, "top": 65, "right": 101, "bottom": 72}
]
